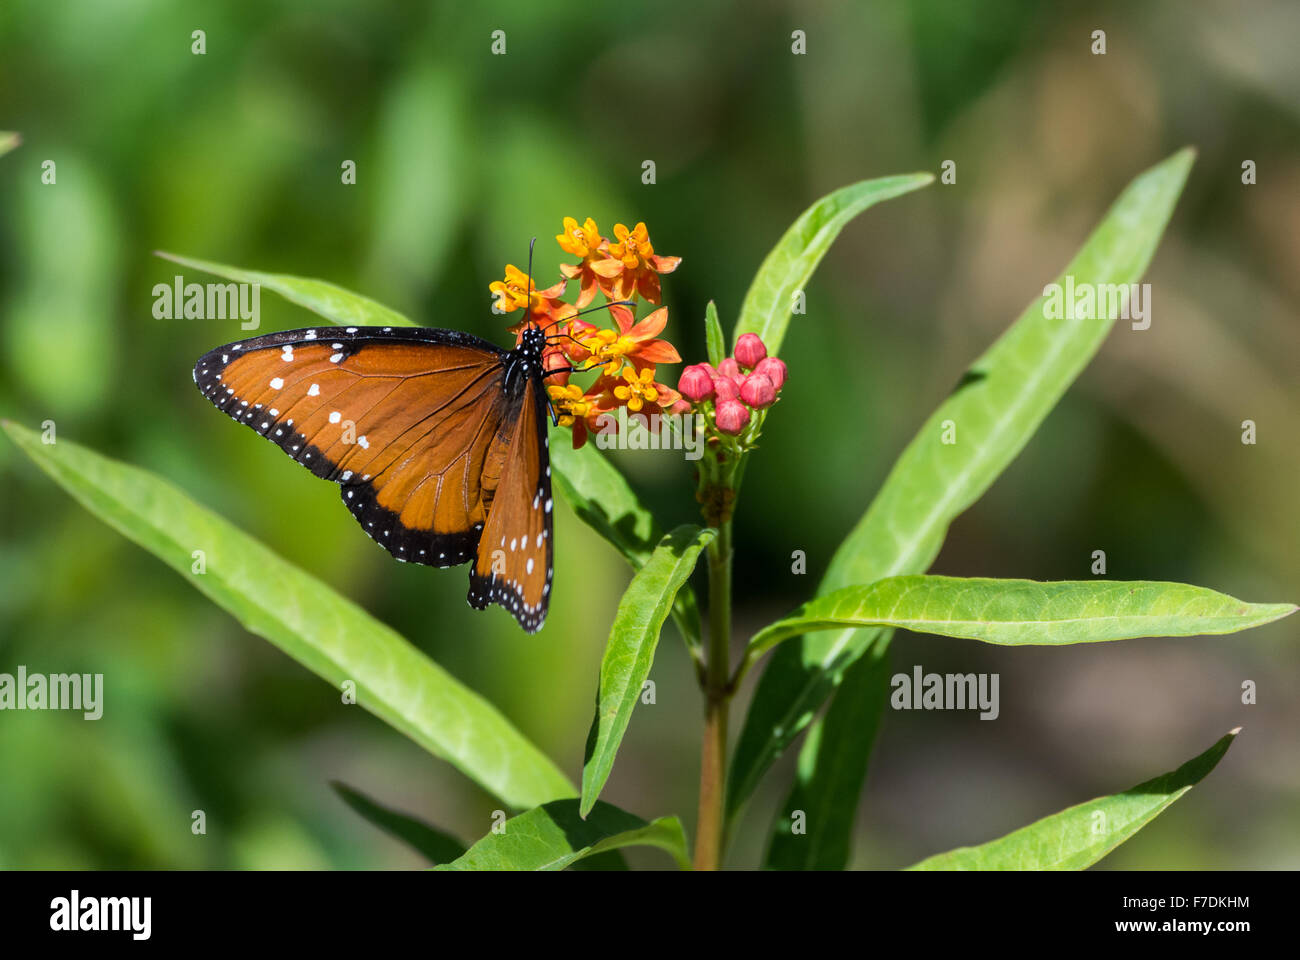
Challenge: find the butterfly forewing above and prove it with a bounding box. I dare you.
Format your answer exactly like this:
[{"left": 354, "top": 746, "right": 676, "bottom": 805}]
[{"left": 469, "top": 374, "right": 554, "bottom": 632}]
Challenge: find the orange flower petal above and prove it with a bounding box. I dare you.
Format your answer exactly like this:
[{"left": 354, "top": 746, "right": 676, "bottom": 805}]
[
  {"left": 575, "top": 270, "right": 597, "bottom": 308},
  {"left": 636, "top": 270, "right": 662, "bottom": 304},
  {"left": 588, "top": 258, "right": 624, "bottom": 279},
  {"left": 607, "top": 303, "right": 635, "bottom": 334},
  {"left": 626, "top": 306, "right": 668, "bottom": 340},
  {"left": 635, "top": 339, "right": 681, "bottom": 364}
]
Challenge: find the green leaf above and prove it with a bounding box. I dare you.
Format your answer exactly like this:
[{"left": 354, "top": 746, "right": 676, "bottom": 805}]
[
  {"left": 154, "top": 251, "right": 415, "bottom": 328},
  {"left": 732, "top": 173, "right": 934, "bottom": 355},
  {"left": 745, "top": 577, "right": 1295, "bottom": 662},
  {"left": 906, "top": 729, "right": 1241, "bottom": 870},
  {"left": 732, "top": 148, "right": 1197, "bottom": 830},
  {"left": 331, "top": 781, "right": 466, "bottom": 865},
  {"left": 764, "top": 643, "right": 892, "bottom": 870},
  {"left": 580, "top": 525, "right": 715, "bottom": 818},
  {"left": 2, "top": 421, "right": 574, "bottom": 810},
  {"left": 549, "top": 437, "right": 704, "bottom": 651},
  {"left": 435, "top": 800, "right": 690, "bottom": 871},
  {"left": 704, "top": 300, "right": 726, "bottom": 367},
  {"left": 0, "top": 132, "right": 20, "bottom": 158}
]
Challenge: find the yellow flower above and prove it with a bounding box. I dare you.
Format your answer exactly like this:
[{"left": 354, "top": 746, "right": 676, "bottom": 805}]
[
  {"left": 612, "top": 367, "right": 660, "bottom": 413},
  {"left": 609, "top": 222, "right": 653, "bottom": 268},
  {"left": 546, "top": 381, "right": 613, "bottom": 449},
  {"left": 590, "top": 222, "right": 681, "bottom": 303},
  {"left": 546, "top": 383, "right": 589, "bottom": 426},
  {"left": 489, "top": 264, "right": 543, "bottom": 314},
  {"left": 580, "top": 327, "right": 637, "bottom": 376},
  {"left": 557, "top": 216, "right": 608, "bottom": 308},
  {"left": 556, "top": 216, "right": 601, "bottom": 259}
]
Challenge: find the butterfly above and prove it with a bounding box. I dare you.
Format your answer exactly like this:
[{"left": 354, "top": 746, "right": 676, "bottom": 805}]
[{"left": 193, "top": 318, "right": 563, "bottom": 633}]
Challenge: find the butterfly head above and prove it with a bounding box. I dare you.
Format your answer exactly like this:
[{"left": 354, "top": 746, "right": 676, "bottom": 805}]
[{"left": 518, "top": 324, "right": 546, "bottom": 358}]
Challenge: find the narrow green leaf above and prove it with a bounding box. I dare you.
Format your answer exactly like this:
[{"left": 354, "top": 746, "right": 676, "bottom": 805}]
[
  {"left": 764, "top": 642, "right": 892, "bottom": 870},
  {"left": 907, "top": 729, "right": 1241, "bottom": 870},
  {"left": 581, "top": 525, "right": 714, "bottom": 817},
  {"left": 435, "top": 800, "right": 690, "bottom": 871},
  {"left": 732, "top": 173, "right": 934, "bottom": 355},
  {"left": 2, "top": 421, "right": 574, "bottom": 809},
  {"left": 549, "top": 437, "right": 704, "bottom": 650},
  {"left": 732, "top": 148, "right": 1197, "bottom": 829},
  {"left": 746, "top": 577, "right": 1294, "bottom": 661},
  {"left": 154, "top": 251, "right": 416, "bottom": 328},
  {"left": 704, "top": 300, "right": 725, "bottom": 367},
  {"left": 331, "top": 781, "right": 466, "bottom": 865},
  {"left": 0, "top": 132, "right": 20, "bottom": 158}
]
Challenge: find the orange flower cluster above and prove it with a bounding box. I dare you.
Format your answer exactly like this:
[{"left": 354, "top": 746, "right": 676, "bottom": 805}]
[{"left": 490, "top": 218, "right": 685, "bottom": 448}]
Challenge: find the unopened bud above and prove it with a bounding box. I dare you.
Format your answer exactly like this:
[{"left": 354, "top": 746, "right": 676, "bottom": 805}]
[
  {"left": 740, "top": 373, "right": 776, "bottom": 409},
  {"left": 678, "top": 364, "right": 715, "bottom": 402},
  {"left": 712, "top": 376, "right": 739, "bottom": 402},
  {"left": 753, "top": 356, "right": 787, "bottom": 391},
  {"left": 715, "top": 399, "right": 751, "bottom": 435},
  {"left": 734, "top": 332, "right": 767, "bottom": 369}
]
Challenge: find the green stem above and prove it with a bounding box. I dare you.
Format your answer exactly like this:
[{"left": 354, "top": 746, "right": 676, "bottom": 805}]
[{"left": 694, "top": 517, "right": 732, "bottom": 870}]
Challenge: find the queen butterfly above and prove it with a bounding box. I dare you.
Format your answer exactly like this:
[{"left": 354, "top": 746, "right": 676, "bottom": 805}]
[{"left": 193, "top": 320, "right": 559, "bottom": 633}]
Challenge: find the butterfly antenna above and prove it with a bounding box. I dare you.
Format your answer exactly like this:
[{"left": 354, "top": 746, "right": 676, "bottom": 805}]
[
  {"left": 526, "top": 237, "right": 536, "bottom": 326},
  {"left": 548, "top": 360, "right": 605, "bottom": 376},
  {"left": 545, "top": 331, "right": 591, "bottom": 351},
  {"left": 573, "top": 299, "right": 635, "bottom": 320},
  {"left": 538, "top": 299, "right": 636, "bottom": 338}
]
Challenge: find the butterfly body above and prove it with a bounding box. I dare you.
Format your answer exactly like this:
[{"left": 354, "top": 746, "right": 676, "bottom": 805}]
[{"left": 194, "top": 323, "right": 555, "bottom": 632}]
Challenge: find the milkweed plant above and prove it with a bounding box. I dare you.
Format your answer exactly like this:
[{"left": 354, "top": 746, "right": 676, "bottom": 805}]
[{"left": 4, "top": 145, "right": 1294, "bottom": 870}]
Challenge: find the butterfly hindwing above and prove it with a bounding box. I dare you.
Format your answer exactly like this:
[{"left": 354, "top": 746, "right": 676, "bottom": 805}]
[{"left": 468, "top": 373, "right": 554, "bottom": 633}]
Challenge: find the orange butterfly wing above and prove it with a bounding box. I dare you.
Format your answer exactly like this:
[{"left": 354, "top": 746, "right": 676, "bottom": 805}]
[
  {"left": 469, "top": 373, "right": 554, "bottom": 632},
  {"left": 194, "top": 326, "right": 554, "bottom": 631}
]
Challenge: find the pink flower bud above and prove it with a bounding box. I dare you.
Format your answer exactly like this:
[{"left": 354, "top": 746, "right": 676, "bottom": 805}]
[
  {"left": 718, "top": 357, "right": 742, "bottom": 381},
  {"left": 734, "top": 333, "right": 767, "bottom": 369},
  {"left": 678, "top": 364, "right": 715, "bottom": 402},
  {"left": 740, "top": 373, "right": 776, "bottom": 409},
  {"left": 753, "top": 356, "right": 787, "bottom": 391},
  {"left": 714, "top": 399, "right": 751, "bottom": 435},
  {"left": 712, "top": 376, "right": 739, "bottom": 402}
]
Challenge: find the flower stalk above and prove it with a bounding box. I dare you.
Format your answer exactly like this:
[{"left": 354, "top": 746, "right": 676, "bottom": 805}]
[{"left": 694, "top": 515, "right": 732, "bottom": 871}]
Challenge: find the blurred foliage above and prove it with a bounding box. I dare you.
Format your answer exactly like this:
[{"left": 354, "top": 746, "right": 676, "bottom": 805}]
[{"left": 0, "top": 0, "right": 1296, "bottom": 868}]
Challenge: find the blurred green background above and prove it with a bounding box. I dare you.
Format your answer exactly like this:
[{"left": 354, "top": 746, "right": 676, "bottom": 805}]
[{"left": 1, "top": 0, "right": 1296, "bottom": 869}]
